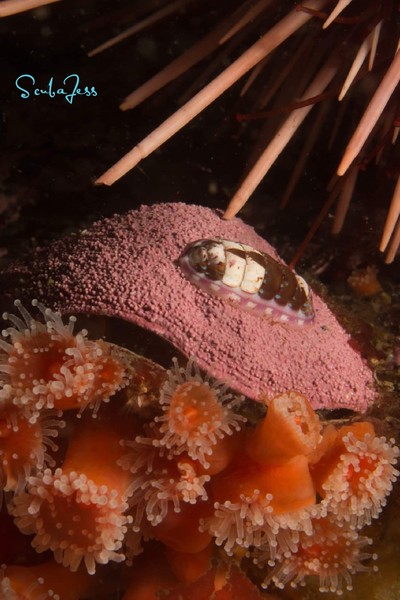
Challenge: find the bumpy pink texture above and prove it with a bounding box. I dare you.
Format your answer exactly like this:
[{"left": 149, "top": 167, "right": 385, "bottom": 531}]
[{"left": 1, "top": 203, "right": 375, "bottom": 410}]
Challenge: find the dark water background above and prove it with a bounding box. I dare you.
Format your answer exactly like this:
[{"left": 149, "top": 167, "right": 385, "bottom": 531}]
[{"left": 0, "top": 0, "right": 398, "bottom": 285}]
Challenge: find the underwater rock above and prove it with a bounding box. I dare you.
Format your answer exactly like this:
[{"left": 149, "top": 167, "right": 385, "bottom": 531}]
[{"left": 0, "top": 202, "right": 376, "bottom": 410}]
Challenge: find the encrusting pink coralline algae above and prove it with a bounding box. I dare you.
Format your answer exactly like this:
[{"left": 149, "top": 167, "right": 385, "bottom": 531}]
[{"left": 0, "top": 202, "right": 376, "bottom": 411}]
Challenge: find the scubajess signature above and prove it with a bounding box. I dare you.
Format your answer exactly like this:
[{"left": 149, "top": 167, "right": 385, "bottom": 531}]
[{"left": 15, "top": 73, "right": 97, "bottom": 104}]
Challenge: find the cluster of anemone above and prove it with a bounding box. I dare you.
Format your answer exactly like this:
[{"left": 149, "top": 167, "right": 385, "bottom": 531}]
[
  {"left": 0, "top": 300, "right": 129, "bottom": 418},
  {"left": 193, "top": 391, "right": 399, "bottom": 594},
  {"left": 0, "top": 302, "right": 399, "bottom": 599},
  {"left": 0, "top": 301, "right": 132, "bottom": 576}
]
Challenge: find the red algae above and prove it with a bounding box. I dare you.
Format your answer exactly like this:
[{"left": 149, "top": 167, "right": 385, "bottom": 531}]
[{"left": 0, "top": 203, "right": 376, "bottom": 411}]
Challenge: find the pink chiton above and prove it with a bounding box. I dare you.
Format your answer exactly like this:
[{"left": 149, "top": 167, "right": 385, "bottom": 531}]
[{"left": 179, "top": 239, "right": 314, "bottom": 325}]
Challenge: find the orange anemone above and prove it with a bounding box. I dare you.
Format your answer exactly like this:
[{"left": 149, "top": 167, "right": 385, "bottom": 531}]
[
  {"left": 166, "top": 565, "right": 266, "bottom": 600},
  {"left": 0, "top": 392, "right": 63, "bottom": 493},
  {"left": 257, "top": 516, "right": 377, "bottom": 595},
  {"left": 151, "top": 500, "right": 214, "bottom": 553},
  {"left": 245, "top": 390, "right": 321, "bottom": 464},
  {"left": 311, "top": 423, "right": 400, "bottom": 528},
  {"left": 124, "top": 449, "right": 211, "bottom": 532},
  {"left": 347, "top": 266, "right": 383, "bottom": 297},
  {"left": 10, "top": 417, "right": 135, "bottom": 574},
  {"left": 205, "top": 455, "right": 317, "bottom": 555},
  {"left": 310, "top": 422, "right": 374, "bottom": 486},
  {"left": 155, "top": 358, "right": 246, "bottom": 468},
  {"left": 165, "top": 542, "right": 213, "bottom": 583},
  {"left": 0, "top": 559, "right": 91, "bottom": 600},
  {"left": 122, "top": 545, "right": 178, "bottom": 600},
  {"left": 0, "top": 300, "right": 129, "bottom": 416}
]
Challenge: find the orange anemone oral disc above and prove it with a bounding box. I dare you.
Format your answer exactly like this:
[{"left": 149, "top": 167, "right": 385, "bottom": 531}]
[{"left": 155, "top": 358, "right": 246, "bottom": 468}]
